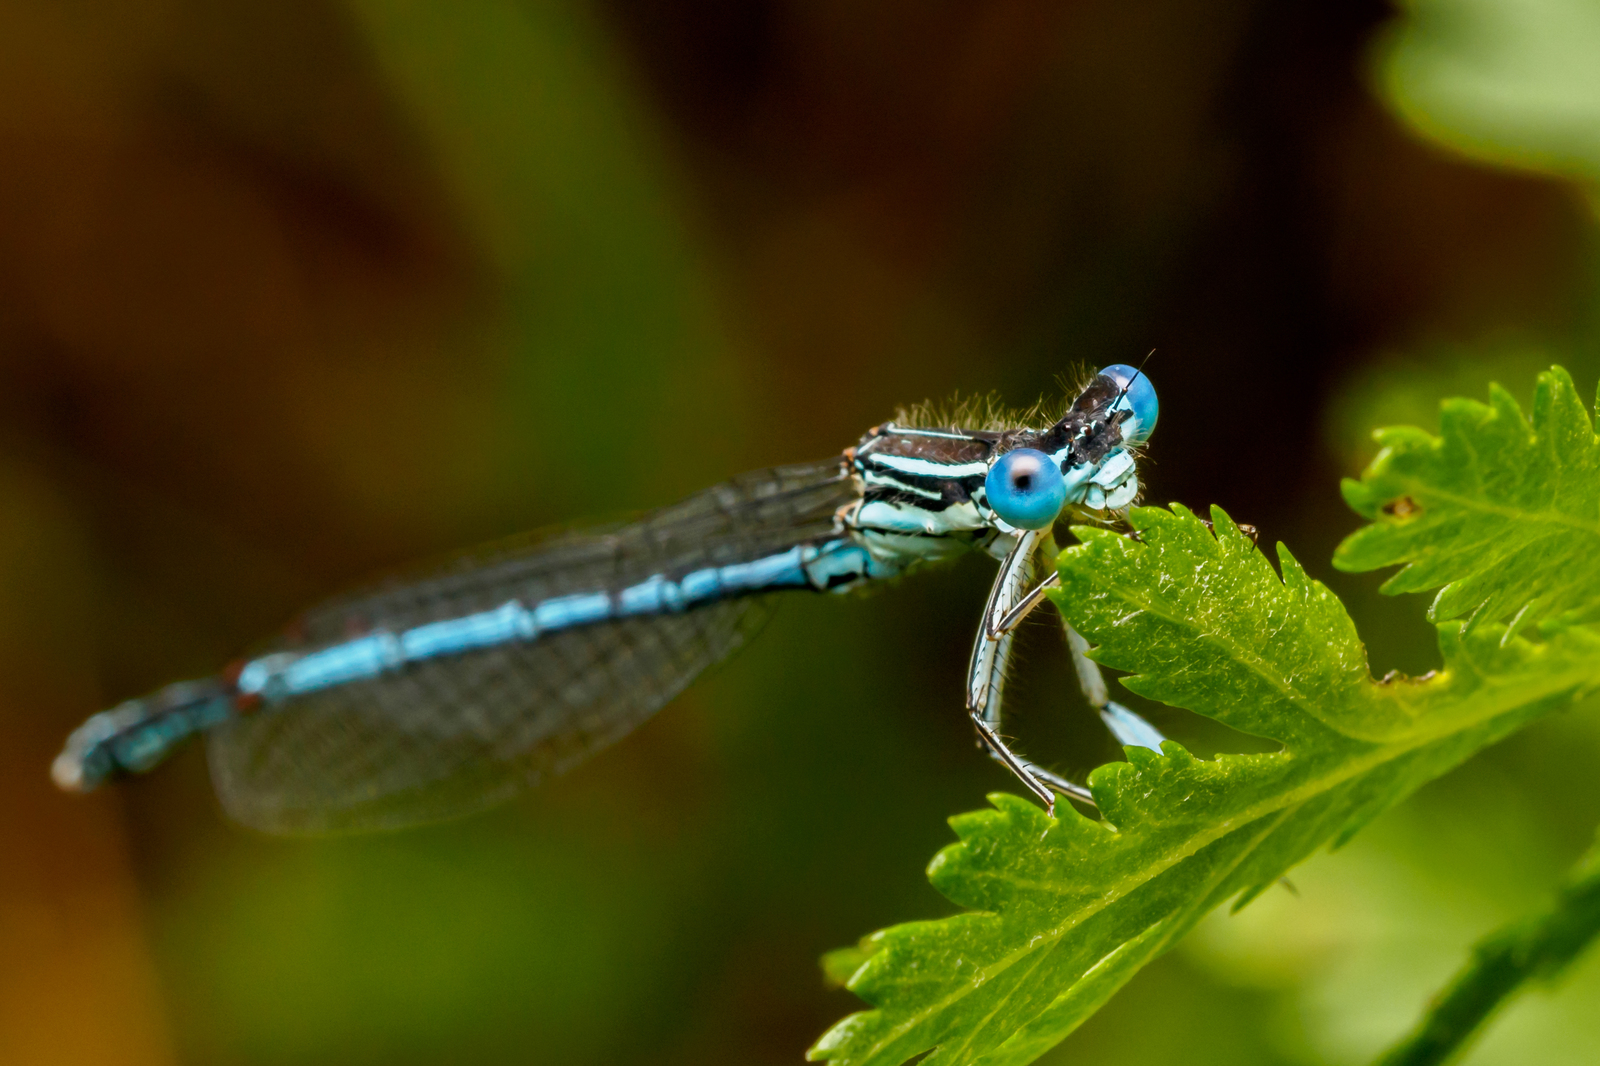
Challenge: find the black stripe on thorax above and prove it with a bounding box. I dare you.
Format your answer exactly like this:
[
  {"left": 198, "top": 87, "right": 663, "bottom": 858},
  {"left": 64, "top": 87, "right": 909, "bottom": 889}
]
[{"left": 862, "top": 480, "right": 979, "bottom": 513}]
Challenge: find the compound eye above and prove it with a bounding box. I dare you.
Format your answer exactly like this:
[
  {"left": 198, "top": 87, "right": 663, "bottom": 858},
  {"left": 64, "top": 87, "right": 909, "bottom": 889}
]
[
  {"left": 1097, "top": 364, "right": 1158, "bottom": 445},
  {"left": 985, "top": 448, "right": 1067, "bottom": 530}
]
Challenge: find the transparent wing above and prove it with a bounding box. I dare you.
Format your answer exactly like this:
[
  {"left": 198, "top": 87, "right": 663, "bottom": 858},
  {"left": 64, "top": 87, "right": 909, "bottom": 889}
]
[
  {"left": 206, "top": 461, "right": 854, "bottom": 834},
  {"left": 207, "top": 603, "right": 765, "bottom": 834}
]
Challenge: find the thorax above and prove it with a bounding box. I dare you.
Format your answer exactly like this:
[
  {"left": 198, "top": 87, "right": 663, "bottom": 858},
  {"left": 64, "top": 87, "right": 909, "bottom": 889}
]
[{"left": 841, "top": 424, "right": 1017, "bottom": 566}]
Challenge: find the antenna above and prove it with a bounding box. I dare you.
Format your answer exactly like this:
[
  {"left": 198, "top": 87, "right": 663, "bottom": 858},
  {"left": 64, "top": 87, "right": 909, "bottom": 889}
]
[{"left": 1107, "top": 349, "right": 1155, "bottom": 419}]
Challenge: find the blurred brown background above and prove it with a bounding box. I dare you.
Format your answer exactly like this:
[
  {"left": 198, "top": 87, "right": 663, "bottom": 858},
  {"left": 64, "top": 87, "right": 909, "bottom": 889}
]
[{"left": 2, "top": 1, "right": 1598, "bottom": 1064}]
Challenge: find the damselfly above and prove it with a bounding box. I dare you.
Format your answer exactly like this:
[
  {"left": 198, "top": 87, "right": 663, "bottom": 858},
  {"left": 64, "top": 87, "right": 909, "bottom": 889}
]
[{"left": 53, "top": 365, "right": 1161, "bottom": 833}]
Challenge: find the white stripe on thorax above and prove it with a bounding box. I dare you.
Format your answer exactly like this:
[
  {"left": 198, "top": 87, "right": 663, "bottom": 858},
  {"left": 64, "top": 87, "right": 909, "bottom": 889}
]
[{"left": 862, "top": 453, "right": 988, "bottom": 480}]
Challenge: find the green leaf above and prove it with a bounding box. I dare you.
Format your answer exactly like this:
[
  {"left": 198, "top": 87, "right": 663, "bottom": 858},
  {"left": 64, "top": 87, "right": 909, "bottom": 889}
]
[
  {"left": 1334, "top": 366, "right": 1600, "bottom": 632},
  {"left": 811, "top": 367, "right": 1600, "bottom": 1066},
  {"left": 1374, "top": 830, "right": 1600, "bottom": 1066}
]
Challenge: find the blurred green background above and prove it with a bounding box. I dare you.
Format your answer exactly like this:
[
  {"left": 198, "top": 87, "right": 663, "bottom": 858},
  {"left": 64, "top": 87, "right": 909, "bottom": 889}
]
[{"left": 2, "top": 0, "right": 1599, "bottom": 1063}]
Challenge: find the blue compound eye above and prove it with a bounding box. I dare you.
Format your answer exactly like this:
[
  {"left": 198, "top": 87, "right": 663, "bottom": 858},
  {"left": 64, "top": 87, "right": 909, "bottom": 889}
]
[
  {"left": 1098, "top": 364, "right": 1158, "bottom": 445},
  {"left": 985, "top": 448, "right": 1067, "bottom": 530}
]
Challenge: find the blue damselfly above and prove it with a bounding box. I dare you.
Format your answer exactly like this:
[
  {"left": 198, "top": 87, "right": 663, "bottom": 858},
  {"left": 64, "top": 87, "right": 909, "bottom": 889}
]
[{"left": 53, "top": 365, "right": 1161, "bottom": 832}]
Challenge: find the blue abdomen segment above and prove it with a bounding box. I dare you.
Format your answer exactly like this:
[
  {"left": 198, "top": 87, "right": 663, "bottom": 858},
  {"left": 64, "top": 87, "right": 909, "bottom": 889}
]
[
  {"left": 52, "top": 682, "right": 233, "bottom": 792},
  {"left": 237, "top": 539, "right": 892, "bottom": 703}
]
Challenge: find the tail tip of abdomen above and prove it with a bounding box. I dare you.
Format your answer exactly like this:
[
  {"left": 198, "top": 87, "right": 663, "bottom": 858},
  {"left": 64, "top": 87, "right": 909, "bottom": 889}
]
[
  {"left": 52, "top": 700, "right": 145, "bottom": 792},
  {"left": 51, "top": 744, "right": 99, "bottom": 792},
  {"left": 52, "top": 683, "right": 234, "bottom": 793}
]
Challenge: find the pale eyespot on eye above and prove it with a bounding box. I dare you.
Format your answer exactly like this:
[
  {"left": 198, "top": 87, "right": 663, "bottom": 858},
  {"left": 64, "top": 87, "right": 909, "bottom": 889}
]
[
  {"left": 1098, "top": 364, "right": 1158, "bottom": 445},
  {"left": 985, "top": 448, "right": 1067, "bottom": 529}
]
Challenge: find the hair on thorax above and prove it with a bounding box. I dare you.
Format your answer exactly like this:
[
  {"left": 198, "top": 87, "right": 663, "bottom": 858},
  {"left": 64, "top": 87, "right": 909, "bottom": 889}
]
[{"left": 892, "top": 365, "right": 1098, "bottom": 431}]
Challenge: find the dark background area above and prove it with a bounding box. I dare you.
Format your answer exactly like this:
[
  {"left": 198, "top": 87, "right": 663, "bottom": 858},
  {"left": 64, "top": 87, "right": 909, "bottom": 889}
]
[{"left": 2, "top": 1, "right": 1597, "bottom": 1064}]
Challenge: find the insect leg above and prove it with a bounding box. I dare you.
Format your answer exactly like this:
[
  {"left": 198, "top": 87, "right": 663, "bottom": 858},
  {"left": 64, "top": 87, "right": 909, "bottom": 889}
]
[
  {"left": 968, "top": 532, "right": 1095, "bottom": 813},
  {"left": 968, "top": 629, "right": 1093, "bottom": 810},
  {"left": 989, "top": 571, "right": 1060, "bottom": 638},
  {"left": 1063, "top": 621, "right": 1168, "bottom": 753}
]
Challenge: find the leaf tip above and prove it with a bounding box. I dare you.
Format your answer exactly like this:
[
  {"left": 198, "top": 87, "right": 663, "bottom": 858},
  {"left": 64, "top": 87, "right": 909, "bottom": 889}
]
[
  {"left": 807, "top": 1011, "right": 871, "bottom": 1062},
  {"left": 1339, "top": 476, "right": 1374, "bottom": 517},
  {"left": 821, "top": 943, "right": 877, "bottom": 989},
  {"left": 987, "top": 790, "right": 1054, "bottom": 829}
]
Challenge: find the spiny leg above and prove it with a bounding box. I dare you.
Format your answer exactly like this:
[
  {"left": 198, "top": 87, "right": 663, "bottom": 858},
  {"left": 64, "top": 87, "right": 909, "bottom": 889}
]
[
  {"left": 991, "top": 571, "right": 1059, "bottom": 638},
  {"left": 975, "top": 531, "right": 1169, "bottom": 793},
  {"left": 987, "top": 564, "right": 1169, "bottom": 753},
  {"left": 1037, "top": 524, "right": 1169, "bottom": 753},
  {"left": 967, "top": 531, "right": 1095, "bottom": 813},
  {"left": 969, "top": 628, "right": 1095, "bottom": 810}
]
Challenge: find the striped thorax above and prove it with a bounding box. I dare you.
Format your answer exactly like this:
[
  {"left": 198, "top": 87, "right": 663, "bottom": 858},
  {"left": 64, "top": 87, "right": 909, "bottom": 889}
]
[{"left": 837, "top": 366, "right": 1153, "bottom": 581}]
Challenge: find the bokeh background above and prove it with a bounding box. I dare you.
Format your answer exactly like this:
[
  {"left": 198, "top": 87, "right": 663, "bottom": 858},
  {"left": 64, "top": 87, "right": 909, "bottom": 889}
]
[{"left": 3, "top": 1, "right": 1600, "bottom": 1063}]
